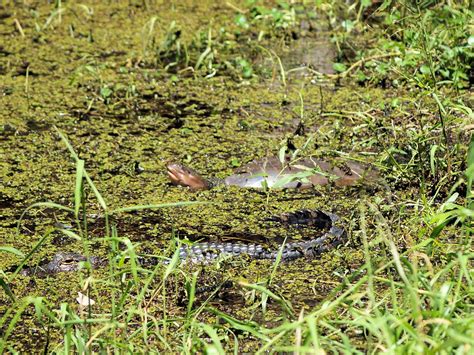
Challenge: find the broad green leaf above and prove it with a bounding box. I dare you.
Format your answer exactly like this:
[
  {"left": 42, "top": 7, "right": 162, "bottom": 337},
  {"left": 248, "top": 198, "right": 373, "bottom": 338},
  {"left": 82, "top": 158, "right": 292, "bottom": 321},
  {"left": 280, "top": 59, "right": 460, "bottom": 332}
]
[
  {"left": 333, "top": 63, "right": 347, "bottom": 72},
  {"left": 420, "top": 64, "right": 431, "bottom": 74},
  {"left": 278, "top": 144, "right": 287, "bottom": 164}
]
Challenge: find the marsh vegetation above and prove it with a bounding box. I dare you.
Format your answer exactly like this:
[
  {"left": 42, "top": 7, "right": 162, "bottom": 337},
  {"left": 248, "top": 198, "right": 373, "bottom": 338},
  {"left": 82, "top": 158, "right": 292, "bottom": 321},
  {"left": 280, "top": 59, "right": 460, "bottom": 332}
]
[{"left": 1, "top": 0, "right": 473, "bottom": 353}]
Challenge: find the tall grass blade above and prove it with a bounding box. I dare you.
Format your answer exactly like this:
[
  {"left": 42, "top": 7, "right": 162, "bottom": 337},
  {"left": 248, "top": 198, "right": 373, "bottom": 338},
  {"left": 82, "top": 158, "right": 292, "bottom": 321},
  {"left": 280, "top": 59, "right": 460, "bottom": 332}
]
[
  {"left": 54, "top": 126, "right": 79, "bottom": 160},
  {"left": 0, "top": 247, "right": 25, "bottom": 257},
  {"left": 83, "top": 173, "right": 108, "bottom": 211},
  {"left": 17, "top": 202, "right": 74, "bottom": 232},
  {"left": 199, "top": 323, "right": 226, "bottom": 354},
  {"left": 466, "top": 134, "right": 474, "bottom": 198},
  {"left": 74, "top": 159, "right": 85, "bottom": 218},
  {"left": 0, "top": 277, "right": 15, "bottom": 302},
  {"left": 111, "top": 201, "right": 210, "bottom": 214},
  {"left": 186, "top": 271, "right": 199, "bottom": 317},
  {"left": 0, "top": 297, "right": 44, "bottom": 353},
  {"left": 10, "top": 230, "right": 54, "bottom": 279},
  {"left": 55, "top": 126, "right": 107, "bottom": 210}
]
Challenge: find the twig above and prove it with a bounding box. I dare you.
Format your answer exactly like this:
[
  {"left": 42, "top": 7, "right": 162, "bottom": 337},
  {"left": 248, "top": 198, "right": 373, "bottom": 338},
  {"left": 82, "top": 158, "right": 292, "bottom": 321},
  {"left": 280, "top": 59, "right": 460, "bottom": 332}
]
[
  {"left": 14, "top": 19, "right": 25, "bottom": 37},
  {"left": 225, "top": 2, "right": 247, "bottom": 14}
]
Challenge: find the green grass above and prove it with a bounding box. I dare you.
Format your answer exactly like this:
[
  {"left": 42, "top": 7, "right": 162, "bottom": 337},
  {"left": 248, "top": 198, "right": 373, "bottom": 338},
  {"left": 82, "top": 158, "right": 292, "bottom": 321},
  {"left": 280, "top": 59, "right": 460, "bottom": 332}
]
[
  {"left": 2, "top": 127, "right": 472, "bottom": 353},
  {"left": 1, "top": 0, "right": 473, "bottom": 353}
]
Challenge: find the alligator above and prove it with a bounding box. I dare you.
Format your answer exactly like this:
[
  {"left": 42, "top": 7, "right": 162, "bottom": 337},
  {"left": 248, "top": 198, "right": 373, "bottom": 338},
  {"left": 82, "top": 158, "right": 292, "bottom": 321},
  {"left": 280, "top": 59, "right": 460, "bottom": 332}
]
[
  {"left": 19, "top": 210, "right": 345, "bottom": 276},
  {"left": 167, "top": 155, "right": 377, "bottom": 190},
  {"left": 20, "top": 252, "right": 105, "bottom": 277}
]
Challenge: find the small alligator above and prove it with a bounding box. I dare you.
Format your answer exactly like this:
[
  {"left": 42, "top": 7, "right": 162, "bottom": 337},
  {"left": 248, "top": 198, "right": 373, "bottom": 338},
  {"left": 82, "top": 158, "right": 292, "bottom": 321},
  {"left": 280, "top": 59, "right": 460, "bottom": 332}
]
[
  {"left": 167, "top": 156, "right": 377, "bottom": 190},
  {"left": 20, "top": 252, "right": 105, "bottom": 277},
  {"left": 19, "top": 210, "right": 345, "bottom": 276}
]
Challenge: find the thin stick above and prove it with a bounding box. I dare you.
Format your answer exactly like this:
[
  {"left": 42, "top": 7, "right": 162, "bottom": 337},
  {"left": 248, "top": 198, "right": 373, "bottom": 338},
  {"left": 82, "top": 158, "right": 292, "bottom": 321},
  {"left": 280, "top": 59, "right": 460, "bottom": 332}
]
[{"left": 14, "top": 19, "right": 25, "bottom": 37}]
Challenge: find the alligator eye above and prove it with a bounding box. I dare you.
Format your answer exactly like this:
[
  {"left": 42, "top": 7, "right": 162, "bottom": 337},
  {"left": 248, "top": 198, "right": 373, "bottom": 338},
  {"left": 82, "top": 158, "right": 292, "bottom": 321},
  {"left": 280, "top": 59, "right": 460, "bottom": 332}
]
[{"left": 62, "top": 259, "right": 76, "bottom": 265}]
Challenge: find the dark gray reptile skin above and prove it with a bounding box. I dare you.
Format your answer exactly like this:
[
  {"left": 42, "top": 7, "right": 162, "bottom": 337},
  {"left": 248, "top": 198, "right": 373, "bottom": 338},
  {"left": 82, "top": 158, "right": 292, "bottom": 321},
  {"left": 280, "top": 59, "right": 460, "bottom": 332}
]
[
  {"left": 177, "top": 211, "right": 344, "bottom": 262},
  {"left": 19, "top": 210, "right": 345, "bottom": 275},
  {"left": 20, "top": 252, "right": 104, "bottom": 276}
]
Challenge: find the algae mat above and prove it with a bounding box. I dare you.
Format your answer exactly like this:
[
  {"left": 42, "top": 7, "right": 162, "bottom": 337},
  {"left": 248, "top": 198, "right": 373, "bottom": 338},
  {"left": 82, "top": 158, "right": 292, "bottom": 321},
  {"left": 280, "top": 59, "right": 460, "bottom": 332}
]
[{"left": 1, "top": 1, "right": 470, "bottom": 352}]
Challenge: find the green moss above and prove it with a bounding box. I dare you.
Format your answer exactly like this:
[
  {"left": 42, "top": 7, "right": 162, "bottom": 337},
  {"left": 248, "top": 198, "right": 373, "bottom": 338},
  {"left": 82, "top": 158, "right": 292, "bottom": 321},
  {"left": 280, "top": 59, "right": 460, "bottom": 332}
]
[{"left": 0, "top": 0, "right": 470, "bottom": 352}]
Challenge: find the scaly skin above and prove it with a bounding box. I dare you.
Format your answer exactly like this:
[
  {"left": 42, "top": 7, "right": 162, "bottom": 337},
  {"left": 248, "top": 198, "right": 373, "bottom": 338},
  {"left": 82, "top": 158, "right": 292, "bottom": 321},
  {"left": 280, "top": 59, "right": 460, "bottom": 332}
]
[
  {"left": 178, "top": 210, "right": 344, "bottom": 263},
  {"left": 19, "top": 210, "right": 345, "bottom": 276},
  {"left": 20, "top": 252, "right": 104, "bottom": 276}
]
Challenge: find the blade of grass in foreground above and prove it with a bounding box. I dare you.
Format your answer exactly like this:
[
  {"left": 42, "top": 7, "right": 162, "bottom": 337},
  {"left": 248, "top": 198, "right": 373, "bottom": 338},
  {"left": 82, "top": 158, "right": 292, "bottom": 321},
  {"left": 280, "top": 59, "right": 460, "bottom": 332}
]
[
  {"left": 10, "top": 230, "right": 54, "bottom": 279},
  {"left": 17, "top": 202, "right": 74, "bottom": 232},
  {"left": 55, "top": 127, "right": 108, "bottom": 211},
  {"left": 74, "top": 159, "right": 85, "bottom": 218},
  {"left": 111, "top": 201, "right": 210, "bottom": 214},
  {"left": 0, "top": 246, "right": 25, "bottom": 299},
  {"left": 466, "top": 134, "right": 474, "bottom": 207},
  {"left": 198, "top": 323, "right": 226, "bottom": 354},
  {"left": 0, "top": 276, "right": 15, "bottom": 302},
  {"left": 0, "top": 296, "right": 55, "bottom": 353},
  {"left": 205, "top": 307, "right": 270, "bottom": 342},
  {"left": 0, "top": 247, "right": 24, "bottom": 257},
  {"left": 239, "top": 281, "right": 294, "bottom": 319},
  {"left": 0, "top": 247, "right": 24, "bottom": 301}
]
